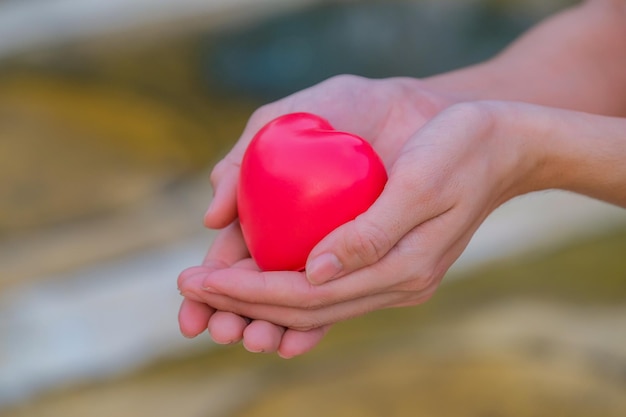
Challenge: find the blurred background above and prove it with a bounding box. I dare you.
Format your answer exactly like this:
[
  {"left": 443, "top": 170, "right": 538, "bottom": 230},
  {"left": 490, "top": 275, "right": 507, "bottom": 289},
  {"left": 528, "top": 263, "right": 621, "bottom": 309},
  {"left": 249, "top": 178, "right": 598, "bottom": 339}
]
[{"left": 1, "top": 0, "right": 625, "bottom": 416}]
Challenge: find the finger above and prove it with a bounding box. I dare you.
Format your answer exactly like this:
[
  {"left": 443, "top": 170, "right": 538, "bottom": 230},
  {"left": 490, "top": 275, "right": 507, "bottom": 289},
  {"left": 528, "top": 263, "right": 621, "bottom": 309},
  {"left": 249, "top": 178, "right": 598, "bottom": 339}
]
[
  {"left": 203, "top": 221, "right": 249, "bottom": 267},
  {"left": 204, "top": 164, "right": 239, "bottom": 229},
  {"left": 178, "top": 221, "right": 246, "bottom": 290},
  {"left": 208, "top": 311, "right": 249, "bottom": 345},
  {"left": 181, "top": 266, "right": 254, "bottom": 348},
  {"left": 178, "top": 298, "right": 214, "bottom": 338},
  {"left": 205, "top": 273, "right": 288, "bottom": 351},
  {"left": 242, "top": 320, "right": 286, "bottom": 353},
  {"left": 198, "top": 242, "right": 424, "bottom": 308},
  {"left": 278, "top": 325, "right": 332, "bottom": 359},
  {"left": 198, "top": 222, "right": 259, "bottom": 346},
  {"left": 177, "top": 265, "right": 213, "bottom": 290},
  {"left": 195, "top": 205, "right": 472, "bottom": 309},
  {"left": 196, "top": 261, "right": 399, "bottom": 310},
  {"left": 190, "top": 288, "right": 431, "bottom": 331},
  {"left": 197, "top": 268, "right": 325, "bottom": 308},
  {"left": 178, "top": 222, "right": 247, "bottom": 327},
  {"left": 304, "top": 157, "right": 453, "bottom": 285}
]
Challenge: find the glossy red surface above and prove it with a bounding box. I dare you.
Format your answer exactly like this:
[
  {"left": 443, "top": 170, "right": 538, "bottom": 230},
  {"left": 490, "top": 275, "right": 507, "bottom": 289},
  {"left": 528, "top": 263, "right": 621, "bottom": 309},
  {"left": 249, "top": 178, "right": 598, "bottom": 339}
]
[{"left": 237, "top": 112, "right": 388, "bottom": 271}]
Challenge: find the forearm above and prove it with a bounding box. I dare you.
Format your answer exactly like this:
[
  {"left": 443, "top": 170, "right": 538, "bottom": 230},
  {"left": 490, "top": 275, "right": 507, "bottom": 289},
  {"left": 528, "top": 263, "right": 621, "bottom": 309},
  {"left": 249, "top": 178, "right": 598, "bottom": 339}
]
[
  {"left": 496, "top": 102, "right": 626, "bottom": 207},
  {"left": 542, "top": 111, "right": 626, "bottom": 206},
  {"left": 426, "top": 0, "right": 626, "bottom": 116}
]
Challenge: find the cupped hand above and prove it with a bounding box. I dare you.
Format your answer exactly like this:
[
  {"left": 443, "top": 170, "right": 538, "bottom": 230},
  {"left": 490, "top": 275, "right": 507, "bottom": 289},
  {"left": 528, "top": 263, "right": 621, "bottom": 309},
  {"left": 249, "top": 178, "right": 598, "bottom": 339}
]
[
  {"left": 178, "top": 75, "right": 457, "bottom": 357},
  {"left": 181, "top": 100, "right": 626, "bottom": 350}
]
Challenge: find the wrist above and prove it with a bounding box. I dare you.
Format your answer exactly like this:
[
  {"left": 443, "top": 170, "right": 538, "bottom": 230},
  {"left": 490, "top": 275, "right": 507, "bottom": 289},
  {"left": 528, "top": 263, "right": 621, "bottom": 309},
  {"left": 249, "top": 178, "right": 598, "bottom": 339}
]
[
  {"left": 475, "top": 102, "right": 552, "bottom": 203},
  {"left": 540, "top": 111, "right": 626, "bottom": 207},
  {"left": 492, "top": 102, "right": 626, "bottom": 207}
]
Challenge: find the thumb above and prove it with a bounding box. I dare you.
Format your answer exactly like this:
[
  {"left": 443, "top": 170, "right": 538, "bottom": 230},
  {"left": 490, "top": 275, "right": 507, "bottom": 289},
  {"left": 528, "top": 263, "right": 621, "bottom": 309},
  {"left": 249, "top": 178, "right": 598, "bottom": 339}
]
[{"left": 305, "top": 173, "right": 430, "bottom": 285}]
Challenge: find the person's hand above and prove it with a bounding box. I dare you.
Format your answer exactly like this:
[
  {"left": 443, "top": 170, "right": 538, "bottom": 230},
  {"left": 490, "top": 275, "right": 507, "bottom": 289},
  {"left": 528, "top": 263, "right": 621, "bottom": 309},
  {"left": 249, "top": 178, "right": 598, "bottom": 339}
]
[
  {"left": 180, "top": 100, "right": 626, "bottom": 359},
  {"left": 179, "top": 98, "right": 543, "bottom": 357},
  {"left": 178, "top": 100, "right": 532, "bottom": 354},
  {"left": 178, "top": 74, "right": 457, "bottom": 357}
]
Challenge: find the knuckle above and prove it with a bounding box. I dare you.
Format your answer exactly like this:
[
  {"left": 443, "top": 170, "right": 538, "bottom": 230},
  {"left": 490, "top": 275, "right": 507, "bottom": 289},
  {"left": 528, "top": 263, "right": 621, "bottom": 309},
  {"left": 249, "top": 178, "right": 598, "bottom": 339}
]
[
  {"left": 392, "top": 166, "right": 424, "bottom": 199},
  {"left": 442, "top": 101, "right": 497, "bottom": 133},
  {"left": 177, "top": 266, "right": 206, "bottom": 290},
  {"left": 176, "top": 272, "right": 189, "bottom": 290},
  {"left": 209, "top": 159, "right": 228, "bottom": 184},
  {"left": 398, "top": 276, "right": 431, "bottom": 294},
  {"left": 395, "top": 287, "right": 436, "bottom": 308},
  {"left": 248, "top": 105, "right": 272, "bottom": 126},
  {"left": 345, "top": 217, "right": 392, "bottom": 265},
  {"left": 209, "top": 153, "right": 242, "bottom": 191},
  {"left": 316, "top": 74, "right": 370, "bottom": 95},
  {"left": 325, "top": 73, "right": 365, "bottom": 86}
]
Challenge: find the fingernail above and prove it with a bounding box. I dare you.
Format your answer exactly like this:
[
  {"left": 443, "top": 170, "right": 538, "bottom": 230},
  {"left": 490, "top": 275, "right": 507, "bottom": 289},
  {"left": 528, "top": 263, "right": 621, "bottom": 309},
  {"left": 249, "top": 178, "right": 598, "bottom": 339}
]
[{"left": 306, "top": 253, "right": 342, "bottom": 284}]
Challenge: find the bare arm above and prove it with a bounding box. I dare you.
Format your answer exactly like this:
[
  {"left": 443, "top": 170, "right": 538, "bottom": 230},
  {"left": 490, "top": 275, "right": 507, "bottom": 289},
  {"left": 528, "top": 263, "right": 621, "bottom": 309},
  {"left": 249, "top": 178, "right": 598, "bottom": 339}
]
[
  {"left": 508, "top": 104, "right": 626, "bottom": 207},
  {"left": 427, "top": 0, "right": 626, "bottom": 116}
]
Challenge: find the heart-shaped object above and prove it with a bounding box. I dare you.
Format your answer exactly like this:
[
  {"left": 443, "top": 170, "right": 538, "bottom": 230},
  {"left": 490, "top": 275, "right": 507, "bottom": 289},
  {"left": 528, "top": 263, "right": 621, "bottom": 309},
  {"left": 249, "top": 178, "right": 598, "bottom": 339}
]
[{"left": 237, "top": 112, "right": 388, "bottom": 271}]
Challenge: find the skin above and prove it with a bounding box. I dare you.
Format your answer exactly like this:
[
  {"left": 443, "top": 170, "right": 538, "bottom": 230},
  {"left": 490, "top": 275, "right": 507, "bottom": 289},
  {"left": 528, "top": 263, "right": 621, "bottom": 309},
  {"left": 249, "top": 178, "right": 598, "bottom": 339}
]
[{"left": 178, "top": 0, "right": 626, "bottom": 358}]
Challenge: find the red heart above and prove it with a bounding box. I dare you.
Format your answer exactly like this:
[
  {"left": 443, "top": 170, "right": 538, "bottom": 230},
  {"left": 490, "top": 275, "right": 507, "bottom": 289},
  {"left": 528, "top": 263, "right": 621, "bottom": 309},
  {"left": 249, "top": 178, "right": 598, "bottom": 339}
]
[{"left": 237, "top": 112, "right": 388, "bottom": 271}]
